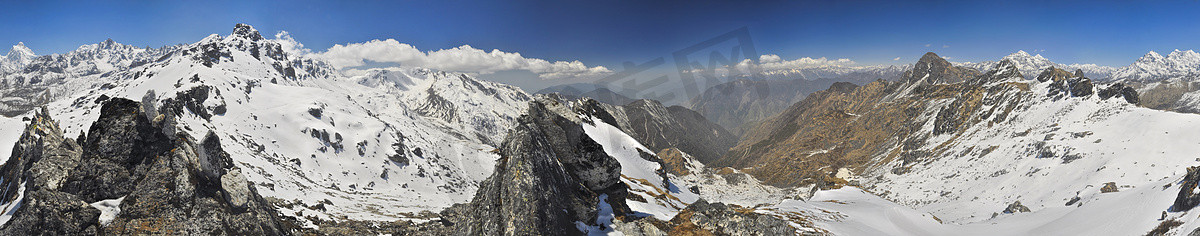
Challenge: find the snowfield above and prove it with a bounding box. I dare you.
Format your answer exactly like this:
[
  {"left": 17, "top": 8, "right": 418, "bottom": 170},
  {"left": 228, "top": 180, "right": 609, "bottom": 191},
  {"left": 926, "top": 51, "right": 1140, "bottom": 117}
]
[{"left": 2, "top": 26, "right": 530, "bottom": 225}]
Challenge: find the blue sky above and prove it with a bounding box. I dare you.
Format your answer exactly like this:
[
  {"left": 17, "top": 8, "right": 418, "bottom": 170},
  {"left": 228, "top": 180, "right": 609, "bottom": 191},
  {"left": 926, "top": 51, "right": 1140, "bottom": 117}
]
[{"left": 4, "top": 0, "right": 1200, "bottom": 90}]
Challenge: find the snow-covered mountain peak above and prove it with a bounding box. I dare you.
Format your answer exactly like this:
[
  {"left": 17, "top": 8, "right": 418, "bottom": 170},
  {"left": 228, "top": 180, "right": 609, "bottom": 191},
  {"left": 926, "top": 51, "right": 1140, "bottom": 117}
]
[
  {"left": 1110, "top": 49, "right": 1200, "bottom": 82},
  {"left": 5, "top": 42, "right": 35, "bottom": 63},
  {"left": 1138, "top": 50, "right": 1164, "bottom": 63},
  {"left": 1010, "top": 50, "right": 1032, "bottom": 57},
  {"left": 1168, "top": 49, "right": 1200, "bottom": 64},
  {"left": 958, "top": 51, "right": 1116, "bottom": 80},
  {"left": 994, "top": 58, "right": 1021, "bottom": 72},
  {"left": 232, "top": 23, "right": 265, "bottom": 41}
]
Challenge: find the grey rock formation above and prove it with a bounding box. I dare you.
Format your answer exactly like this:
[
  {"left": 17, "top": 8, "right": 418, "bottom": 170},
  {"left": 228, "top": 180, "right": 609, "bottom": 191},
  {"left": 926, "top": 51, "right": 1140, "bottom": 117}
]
[
  {"left": 1003, "top": 201, "right": 1031, "bottom": 214},
  {"left": 0, "top": 98, "right": 289, "bottom": 235},
  {"left": 1097, "top": 82, "right": 1140, "bottom": 104},
  {"left": 421, "top": 96, "right": 633, "bottom": 235},
  {"left": 668, "top": 199, "right": 796, "bottom": 235},
  {"left": 1173, "top": 166, "right": 1200, "bottom": 211}
]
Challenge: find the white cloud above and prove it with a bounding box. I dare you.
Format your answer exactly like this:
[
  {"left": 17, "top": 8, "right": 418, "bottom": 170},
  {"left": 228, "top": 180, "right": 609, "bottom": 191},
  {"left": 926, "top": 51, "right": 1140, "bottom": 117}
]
[
  {"left": 315, "top": 39, "right": 611, "bottom": 80},
  {"left": 925, "top": 44, "right": 932, "bottom": 47},
  {"left": 942, "top": 45, "right": 950, "bottom": 48},
  {"left": 893, "top": 57, "right": 901, "bottom": 61},
  {"left": 272, "top": 31, "right": 309, "bottom": 56},
  {"left": 724, "top": 54, "right": 859, "bottom": 72}
]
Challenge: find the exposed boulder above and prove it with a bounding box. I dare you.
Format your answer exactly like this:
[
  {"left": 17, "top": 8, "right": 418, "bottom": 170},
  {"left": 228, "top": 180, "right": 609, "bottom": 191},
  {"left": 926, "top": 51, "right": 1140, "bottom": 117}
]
[
  {"left": 1101, "top": 182, "right": 1119, "bottom": 193},
  {"left": 1003, "top": 201, "right": 1031, "bottom": 214}
]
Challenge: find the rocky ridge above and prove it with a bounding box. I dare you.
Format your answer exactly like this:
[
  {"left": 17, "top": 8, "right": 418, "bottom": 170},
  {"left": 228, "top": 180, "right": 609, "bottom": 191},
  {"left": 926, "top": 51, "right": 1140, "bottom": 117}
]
[
  {"left": 0, "top": 98, "right": 288, "bottom": 234},
  {"left": 721, "top": 52, "right": 1139, "bottom": 187}
]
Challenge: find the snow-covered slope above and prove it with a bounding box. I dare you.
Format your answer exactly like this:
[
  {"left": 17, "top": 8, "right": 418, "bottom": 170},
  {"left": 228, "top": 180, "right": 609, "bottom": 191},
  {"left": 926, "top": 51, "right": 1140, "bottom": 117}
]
[
  {"left": 732, "top": 56, "right": 1200, "bottom": 235},
  {"left": 580, "top": 116, "right": 700, "bottom": 220},
  {"left": 0, "top": 24, "right": 532, "bottom": 226}
]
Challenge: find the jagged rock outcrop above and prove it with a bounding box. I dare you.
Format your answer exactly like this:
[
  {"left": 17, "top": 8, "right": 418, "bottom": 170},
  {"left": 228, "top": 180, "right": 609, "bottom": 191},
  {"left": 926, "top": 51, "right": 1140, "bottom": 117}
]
[
  {"left": 1003, "top": 201, "right": 1031, "bottom": 214},
  {"left": 0, "top": 98, "right": 288, "bottom": 235},
  {"left": 668, "top": 199, "right": 795, "bottom": 235},
  {"left": 416, "top": 96, "right": 632, "bottom": 235},
  {"left": 1097, "top": 82, "right": 1140, "bottom": 104},
  {"left": 403, "top": 96, "right": 799, "bottom": 235},
  {"left": 1036, "top": 66, "right": 1074, "bottom": 83},
  {"left": 578, "top": 99, "right": 737, "bottom": 164},
  {"left": 0, "top": 107, "right": 98, "bottom": 234},
  {"left": 1173, "top": 166, "right": 1200, "bottom": 211}
]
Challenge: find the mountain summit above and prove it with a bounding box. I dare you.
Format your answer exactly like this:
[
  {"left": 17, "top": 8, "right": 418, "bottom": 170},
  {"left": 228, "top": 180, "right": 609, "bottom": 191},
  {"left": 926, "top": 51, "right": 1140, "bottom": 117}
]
[{"left": 232, "top": 23, "right": 264, "bottom": 41}]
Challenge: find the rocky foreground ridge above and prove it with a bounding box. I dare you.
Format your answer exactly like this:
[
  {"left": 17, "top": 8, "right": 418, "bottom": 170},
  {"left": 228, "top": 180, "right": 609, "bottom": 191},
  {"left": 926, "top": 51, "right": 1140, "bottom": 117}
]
[
  {"left": 399, "top": 95, "right": 798, "bottom": 235},
  {"left": 0, "top": 98, "right": 289, "bottom": 234}
]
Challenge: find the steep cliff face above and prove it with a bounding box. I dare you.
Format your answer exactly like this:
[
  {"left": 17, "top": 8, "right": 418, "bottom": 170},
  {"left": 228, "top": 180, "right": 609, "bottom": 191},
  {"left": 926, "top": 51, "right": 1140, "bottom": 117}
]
[
  {"left": 442, "top": 97, "right": 631, "bottom": 235},
  {"left": 0, "top": 98, "right": 288, "bottom": 235}
]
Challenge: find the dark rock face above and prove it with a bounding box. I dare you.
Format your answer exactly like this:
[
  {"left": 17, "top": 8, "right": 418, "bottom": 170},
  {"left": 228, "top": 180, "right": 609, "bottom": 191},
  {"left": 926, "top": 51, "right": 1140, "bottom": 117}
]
[
  {"left": 63, "top": 98, "right": 172, "bottom": 202},
  {"left": 1036, "top": 67, "right": 1074, "bottom": 83},
  {"left": 1042, "top": 67, "right": 1100, "bottom": 99},
  {"left": 429, "top": 97, "right": 631, "bottom": 235},
  {"left": 668, "top": 199, "right": 795, "bottom": 235},
  {"left": 232, "top": 23, "right": 265, "bottom": 41},
  {"left": 1098, "top": 83, "right": 1140, "bottom": 104},
  {"left": 1173, "top": 166, "right": 1200, "bottom": 212},
  {"left": 0, "top": 98, "right": 288, "bottom": 235},
  {"left": 904, "top": 52, "right": 982, "bottom": 84},
  {"left": 0, "top": 107, "right": 98, "bottom": 233},
  {"left": 160, "top": 84, "right": 226, "bottom": 121},
  {"left": 1067, "top": 78, "right": 1094, "bottom": 97}
]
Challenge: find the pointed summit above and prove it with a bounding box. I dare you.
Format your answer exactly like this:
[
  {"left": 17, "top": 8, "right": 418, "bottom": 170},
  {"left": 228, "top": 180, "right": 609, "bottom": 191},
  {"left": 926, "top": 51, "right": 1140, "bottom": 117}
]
[
  {"left": 1012, "top": 50, "right": 1031, "bottom": 57},
  {"left": 905, "top": 52, "right": 979, "bottom": 84},
  {"left": 99, "top": 38, "right": 118, "bottom": 49},
  {"left": 6, "top": 42, "right": 35, "bottom": 62},
  {"left": 1138, "top": 51, "right": 1164, "bottom": 63},
  {"left": 232, "top": 23, "right": 264, "bottom": 41}
]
